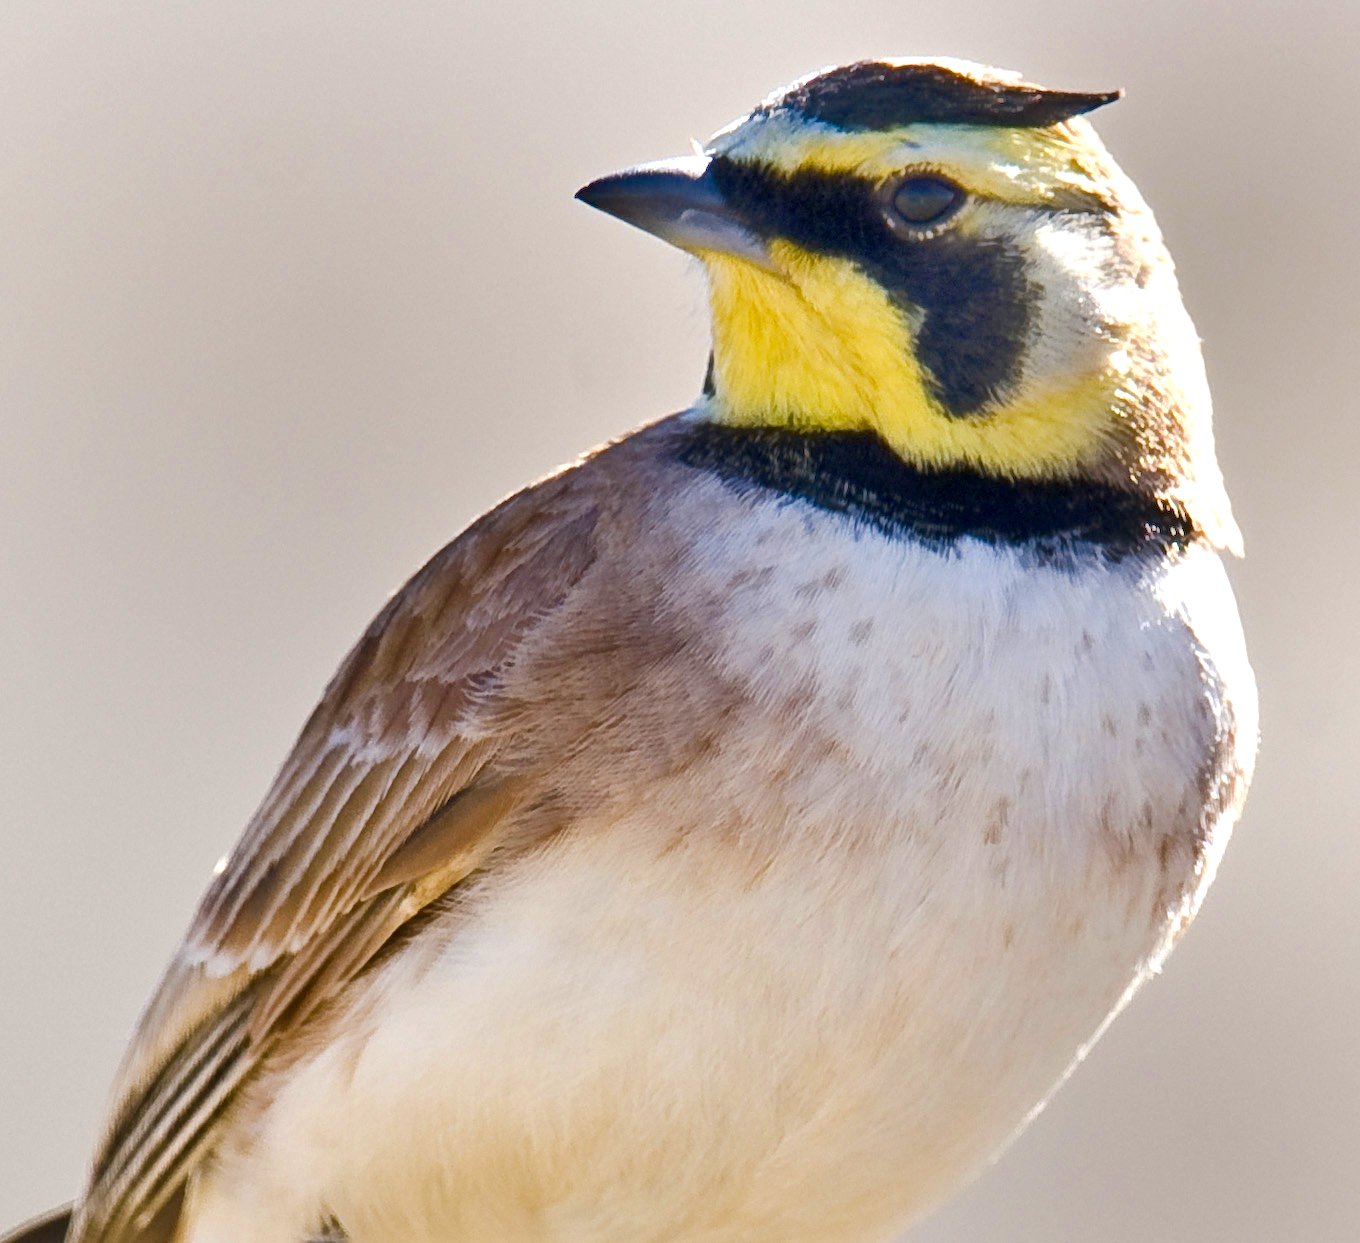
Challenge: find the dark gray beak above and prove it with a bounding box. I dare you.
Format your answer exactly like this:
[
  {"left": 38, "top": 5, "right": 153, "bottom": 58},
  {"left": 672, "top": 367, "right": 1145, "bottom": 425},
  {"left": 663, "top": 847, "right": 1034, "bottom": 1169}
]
[{"left": 575, "top": 155, "right": 772, "bottom": 270}]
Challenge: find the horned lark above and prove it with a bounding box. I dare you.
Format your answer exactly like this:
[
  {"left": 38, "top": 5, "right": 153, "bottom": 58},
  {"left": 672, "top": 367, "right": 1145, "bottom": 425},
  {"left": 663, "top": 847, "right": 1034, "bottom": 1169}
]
[{"left": 6, "top": 58, "right": 1255, "bottom": 1243}]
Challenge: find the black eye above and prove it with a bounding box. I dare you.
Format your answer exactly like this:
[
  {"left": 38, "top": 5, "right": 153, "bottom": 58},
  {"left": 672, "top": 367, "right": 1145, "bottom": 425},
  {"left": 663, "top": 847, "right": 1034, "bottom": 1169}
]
[{"left": 888, "top": 175, "right": 964, "bottom": 229}]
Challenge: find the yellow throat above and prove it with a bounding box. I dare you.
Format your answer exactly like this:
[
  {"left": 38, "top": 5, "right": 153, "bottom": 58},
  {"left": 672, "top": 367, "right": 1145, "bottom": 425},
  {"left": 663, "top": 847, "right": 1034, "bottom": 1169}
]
[{"left": 702, "top": 241, "right": 1120, "bottom": 481}]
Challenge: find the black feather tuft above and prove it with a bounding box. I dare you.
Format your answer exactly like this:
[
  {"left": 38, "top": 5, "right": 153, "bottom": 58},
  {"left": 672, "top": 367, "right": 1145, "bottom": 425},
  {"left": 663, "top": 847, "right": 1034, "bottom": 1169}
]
[{"left": 768, "top": 61, "right": 1120, "bottom": 132}]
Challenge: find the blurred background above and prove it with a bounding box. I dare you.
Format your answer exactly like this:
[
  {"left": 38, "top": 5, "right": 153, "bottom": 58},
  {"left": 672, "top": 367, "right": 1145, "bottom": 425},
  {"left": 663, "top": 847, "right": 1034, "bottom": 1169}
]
[{"left": 1, "top": 2, "right": 1356, "bottom": 1239}]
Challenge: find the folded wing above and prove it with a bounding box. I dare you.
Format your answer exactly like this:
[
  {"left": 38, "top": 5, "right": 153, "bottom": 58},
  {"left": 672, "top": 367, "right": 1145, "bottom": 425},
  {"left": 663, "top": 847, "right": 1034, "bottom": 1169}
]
[{"left": 73, "top": 474, "right": 608, "bottom": 1243}]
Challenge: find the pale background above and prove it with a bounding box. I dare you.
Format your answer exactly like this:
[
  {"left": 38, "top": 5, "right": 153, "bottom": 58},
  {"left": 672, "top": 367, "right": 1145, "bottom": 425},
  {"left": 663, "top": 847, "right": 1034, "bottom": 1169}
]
[{"left": 2, "top": 2, "right": 1356, "bottom": 1239}]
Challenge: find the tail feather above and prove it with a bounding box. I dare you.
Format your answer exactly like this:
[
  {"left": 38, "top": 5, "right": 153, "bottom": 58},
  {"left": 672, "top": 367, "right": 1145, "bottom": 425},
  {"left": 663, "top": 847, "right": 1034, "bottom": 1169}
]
[{"left": 0, "top": 1207, "right": 72, "bottom": 1243}]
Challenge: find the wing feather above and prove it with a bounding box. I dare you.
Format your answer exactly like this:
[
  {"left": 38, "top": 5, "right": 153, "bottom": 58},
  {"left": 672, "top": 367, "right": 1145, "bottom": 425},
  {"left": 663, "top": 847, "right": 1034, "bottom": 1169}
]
[
  {"left": 93, "top": 990, "right": 254, "bottom": 1237},
  {"left": 72, "top": 475, "right": 612, "bottom": 1243}
]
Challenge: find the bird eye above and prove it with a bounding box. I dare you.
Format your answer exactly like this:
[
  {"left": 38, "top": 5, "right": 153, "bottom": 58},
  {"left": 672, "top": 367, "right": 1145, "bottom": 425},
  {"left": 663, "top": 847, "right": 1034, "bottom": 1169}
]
[{"left": 887, "top": 175, "right": 964, "bottom": 230}]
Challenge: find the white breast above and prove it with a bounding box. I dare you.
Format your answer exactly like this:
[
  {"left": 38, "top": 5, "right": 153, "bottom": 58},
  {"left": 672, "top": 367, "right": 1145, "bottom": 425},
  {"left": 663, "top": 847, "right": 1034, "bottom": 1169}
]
[{"left": 183, "top": 505, "right": 1255, "bottom": 1243}]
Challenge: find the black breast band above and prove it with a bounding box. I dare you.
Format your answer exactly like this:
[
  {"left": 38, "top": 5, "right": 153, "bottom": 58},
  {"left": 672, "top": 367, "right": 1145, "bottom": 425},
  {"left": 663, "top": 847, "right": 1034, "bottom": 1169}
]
[{"left": 674, "top": 421, "right": 1198, "bottom": 561}]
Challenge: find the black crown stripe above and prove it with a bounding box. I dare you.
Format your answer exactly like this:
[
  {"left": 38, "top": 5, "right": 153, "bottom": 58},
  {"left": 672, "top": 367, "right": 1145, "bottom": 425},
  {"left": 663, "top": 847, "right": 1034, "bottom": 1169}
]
[{"left": 769, "top": 61, "right": 1119, "bottom": 132}]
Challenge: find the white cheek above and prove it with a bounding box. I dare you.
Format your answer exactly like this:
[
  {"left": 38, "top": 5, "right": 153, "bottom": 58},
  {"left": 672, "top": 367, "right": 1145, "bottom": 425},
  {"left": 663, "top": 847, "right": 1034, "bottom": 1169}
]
[{"left": 1018, "top": 216, "right": 1142, "bottom": 389}]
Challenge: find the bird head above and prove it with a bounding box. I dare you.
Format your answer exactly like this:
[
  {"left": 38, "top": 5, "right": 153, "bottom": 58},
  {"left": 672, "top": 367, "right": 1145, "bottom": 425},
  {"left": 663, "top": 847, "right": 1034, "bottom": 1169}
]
[{"left": 577, "top": 58, "right": 1238, "bottom": 551}]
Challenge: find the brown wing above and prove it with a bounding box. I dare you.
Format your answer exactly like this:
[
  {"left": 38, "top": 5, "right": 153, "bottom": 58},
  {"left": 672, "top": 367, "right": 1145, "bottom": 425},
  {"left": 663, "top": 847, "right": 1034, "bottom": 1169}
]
[{"left": 73, "top": 461, "right": 618, "bottom": 1243}]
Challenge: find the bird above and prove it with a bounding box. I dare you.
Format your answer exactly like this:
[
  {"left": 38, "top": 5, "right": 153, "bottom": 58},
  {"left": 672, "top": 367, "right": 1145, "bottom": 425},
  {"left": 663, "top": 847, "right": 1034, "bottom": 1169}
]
[{"left": 4, "top": 56, "right": 1256, "bottom": 1243}]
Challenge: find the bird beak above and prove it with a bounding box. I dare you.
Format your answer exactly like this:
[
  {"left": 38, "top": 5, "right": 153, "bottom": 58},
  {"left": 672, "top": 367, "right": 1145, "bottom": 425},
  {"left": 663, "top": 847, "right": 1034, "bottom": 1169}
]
[{"left": 575, "top": 155, "right": 774, "bottom": 271}]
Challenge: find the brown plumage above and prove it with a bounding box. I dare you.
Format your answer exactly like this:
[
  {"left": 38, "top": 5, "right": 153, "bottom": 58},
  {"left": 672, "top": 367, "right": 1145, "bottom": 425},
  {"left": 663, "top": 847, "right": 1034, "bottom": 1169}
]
[{"left": 77, "top": 419, "right": 716, "bottom": 1241}]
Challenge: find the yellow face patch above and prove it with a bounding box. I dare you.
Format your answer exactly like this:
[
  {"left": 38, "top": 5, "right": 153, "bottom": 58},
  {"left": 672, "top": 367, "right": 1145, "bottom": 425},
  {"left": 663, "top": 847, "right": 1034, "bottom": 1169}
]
[
  {"left": 700, "top": 242, "right": 1120, "bottom": 480},
  {"left": 693, "top": 105, "right": 1137, "bottom": 480}
]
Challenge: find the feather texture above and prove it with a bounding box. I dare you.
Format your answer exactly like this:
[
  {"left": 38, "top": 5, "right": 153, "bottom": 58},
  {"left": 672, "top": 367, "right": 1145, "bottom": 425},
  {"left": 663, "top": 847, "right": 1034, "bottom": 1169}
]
[{"left": 72, "top": 447, "right": 619, "bottom": 1242}]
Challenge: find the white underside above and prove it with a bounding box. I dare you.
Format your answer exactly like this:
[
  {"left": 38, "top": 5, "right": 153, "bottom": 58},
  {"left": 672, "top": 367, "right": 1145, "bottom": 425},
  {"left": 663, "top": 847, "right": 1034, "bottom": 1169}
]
[{"left": 178, "top": 507, "right": 1254, "bottom": 1243}]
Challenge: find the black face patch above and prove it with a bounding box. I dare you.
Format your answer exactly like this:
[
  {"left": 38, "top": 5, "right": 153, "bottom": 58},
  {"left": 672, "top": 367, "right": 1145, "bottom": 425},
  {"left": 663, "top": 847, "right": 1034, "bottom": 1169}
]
[
  {"left": 905, "top": 233, "right": 1033, "bottom": 415},
  {"left": 708, "top": 157, "right": 1036, "bottom": 416},
  {"left": 674, "top": 422, "right": 1198, "bottom": 562},
  {"left": 701, "top": 351, "right": 717, "bottom": 397},
  {"left": 768, "top": 61, "right": 1120, "bottom": 132}
]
